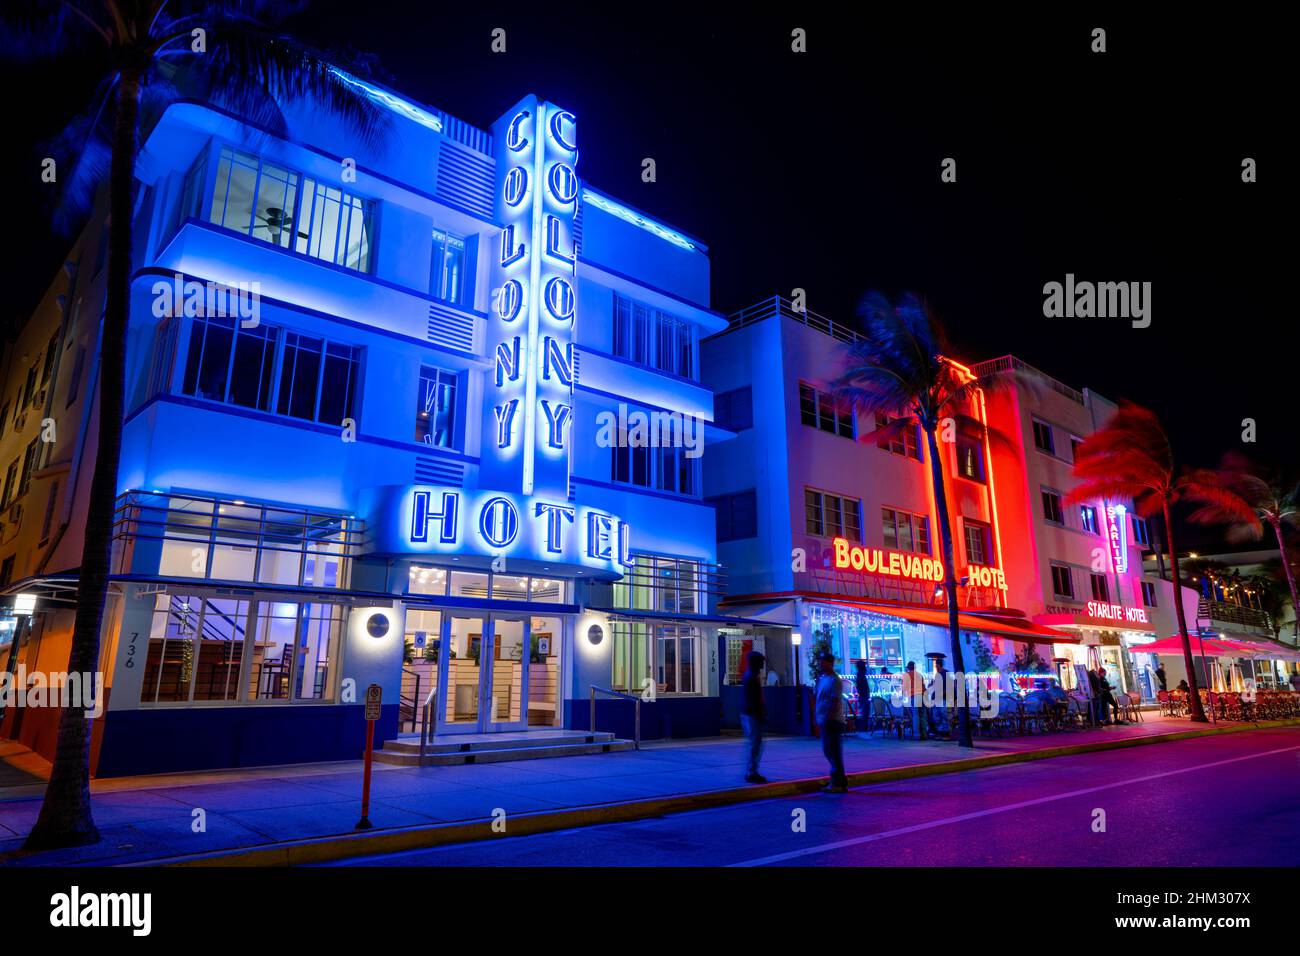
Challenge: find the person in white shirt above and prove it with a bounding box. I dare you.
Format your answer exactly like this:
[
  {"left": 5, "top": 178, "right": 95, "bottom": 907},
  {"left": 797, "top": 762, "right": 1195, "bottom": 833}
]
[{"left": 814, "top": 650, "right": 848, "bottom": 793}]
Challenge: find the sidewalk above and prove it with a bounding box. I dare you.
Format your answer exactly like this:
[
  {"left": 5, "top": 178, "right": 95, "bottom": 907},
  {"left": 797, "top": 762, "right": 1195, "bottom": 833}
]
[{"left": 1, "top": 714, "right": 1294, "bottom": 867}]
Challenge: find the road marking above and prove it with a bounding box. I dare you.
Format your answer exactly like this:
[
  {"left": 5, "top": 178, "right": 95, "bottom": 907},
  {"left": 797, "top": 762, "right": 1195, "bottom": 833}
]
[{"left": 730, "top": 742, "right": 1300, "bottom": 867}]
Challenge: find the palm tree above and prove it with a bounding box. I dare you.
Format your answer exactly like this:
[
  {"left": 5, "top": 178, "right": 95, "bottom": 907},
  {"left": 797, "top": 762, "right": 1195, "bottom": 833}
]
[
  {"left": 1183, "top": 453, "right": 1300, "bottom": 641},
  {"left": 5, "top": 0, "right": 388, "bottom": 850},
  {"left": 834, "top": 292, "right": 1011, "bottom": 749},
  {"left": 1066, "top": 402, "right": 1215, "bottom": 722}
]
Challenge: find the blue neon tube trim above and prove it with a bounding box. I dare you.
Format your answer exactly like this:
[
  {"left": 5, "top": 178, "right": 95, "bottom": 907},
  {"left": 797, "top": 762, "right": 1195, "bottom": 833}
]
[
  {"left": 329, "top": 68, "right": 444, "bottom": 133},
  {"left": 581, "top": 190, "right": 697, "bottom": 251}
]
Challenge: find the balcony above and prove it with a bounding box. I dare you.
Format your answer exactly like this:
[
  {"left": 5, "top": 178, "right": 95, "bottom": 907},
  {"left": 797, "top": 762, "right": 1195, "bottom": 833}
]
[
  {"left": 719, "top": 296, "right": 861, "bottom": 344},
  {"left": 1197, "top": 598, "right": 1274, "bottom": 634}
]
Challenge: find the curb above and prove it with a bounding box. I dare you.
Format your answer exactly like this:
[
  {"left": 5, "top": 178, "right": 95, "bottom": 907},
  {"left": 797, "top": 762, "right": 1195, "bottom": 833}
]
[{"left": 135, "top": 717, "right": 1299, "bottom": 867}]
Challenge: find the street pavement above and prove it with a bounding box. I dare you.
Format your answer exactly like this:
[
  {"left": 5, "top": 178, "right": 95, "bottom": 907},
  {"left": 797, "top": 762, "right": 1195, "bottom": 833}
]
[{"left": 327, "top": 727, "right": 1300, "bottom": 867}]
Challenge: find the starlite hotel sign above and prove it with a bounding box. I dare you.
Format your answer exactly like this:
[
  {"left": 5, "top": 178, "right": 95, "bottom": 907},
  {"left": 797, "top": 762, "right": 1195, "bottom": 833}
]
[{"left": 367, "top": 97, "right": 630, "bottom": 575}]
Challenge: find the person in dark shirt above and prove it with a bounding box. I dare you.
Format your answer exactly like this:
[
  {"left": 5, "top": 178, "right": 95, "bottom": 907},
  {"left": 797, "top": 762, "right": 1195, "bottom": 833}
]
[
  {"left": 740, "top": 651, "right": 767, "bottom": 783},
  {"left": 1155, "top": 663, "right": 1168, "bottom": 692},
  {"left": 853, "top": 659, "right": 871, "bottom": 733}
]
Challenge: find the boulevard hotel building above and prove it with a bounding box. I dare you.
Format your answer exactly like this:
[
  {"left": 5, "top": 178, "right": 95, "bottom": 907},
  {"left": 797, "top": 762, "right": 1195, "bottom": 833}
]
[{"left": 1, "top": 77, "right": 1199, "bottom": 775}]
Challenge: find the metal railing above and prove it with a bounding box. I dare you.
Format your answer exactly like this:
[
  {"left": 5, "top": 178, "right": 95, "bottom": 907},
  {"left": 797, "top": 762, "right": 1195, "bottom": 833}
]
[
  {"left": 969, "top": 355, "right": 1086, "bottom": 405},
  {"left": 718, "top": 296, "right": 862, "bottom": 344},
  {"left": 1198, "top": 599, "right": 1274, "bottom": 633},
  {"left": 399, "top": 667, "right": 421, "bottom": 733},
  {"left": 418, "top": 682, "right": 439, "bottom": 762},
  {"left": 590, "top": 685, "right": 642, "bottom": 749}
]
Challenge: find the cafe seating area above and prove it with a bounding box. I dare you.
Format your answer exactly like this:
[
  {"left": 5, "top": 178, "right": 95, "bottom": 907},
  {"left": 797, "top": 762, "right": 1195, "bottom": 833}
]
[
  {"left": 1157, "top": 688, "right": 1300, "bottom": 721},
  {"left": 846, "top": 686, "right": 1148, "bottom": 740}
]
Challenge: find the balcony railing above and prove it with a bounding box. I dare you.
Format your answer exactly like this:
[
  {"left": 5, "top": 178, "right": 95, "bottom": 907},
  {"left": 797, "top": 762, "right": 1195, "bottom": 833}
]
[
  {"left": 969, "top": 355, "right": 1086, "bottom": 405},
  {"left": 1197, "top": 598, "right": 1274, "bottom": 633},
  {"left": 719, "top": 296, "right": 862, "bottom": 344}
]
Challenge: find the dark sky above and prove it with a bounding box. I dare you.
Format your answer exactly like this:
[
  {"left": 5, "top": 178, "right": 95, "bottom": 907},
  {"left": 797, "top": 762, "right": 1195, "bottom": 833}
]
[{"left": 2, "top": 5, "right": 1289, "bottom": 550}]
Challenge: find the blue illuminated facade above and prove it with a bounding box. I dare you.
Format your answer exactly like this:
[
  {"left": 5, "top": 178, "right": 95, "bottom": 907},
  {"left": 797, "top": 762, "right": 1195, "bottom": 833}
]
[{"left": 59, "top": 83, "right": 731, "bottom": 775}]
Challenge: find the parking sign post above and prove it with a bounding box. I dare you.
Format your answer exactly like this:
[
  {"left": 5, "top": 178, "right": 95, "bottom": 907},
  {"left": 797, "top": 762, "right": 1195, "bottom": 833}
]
[{"left": 357, "top": 683, "right": 382, "bottom": 830}]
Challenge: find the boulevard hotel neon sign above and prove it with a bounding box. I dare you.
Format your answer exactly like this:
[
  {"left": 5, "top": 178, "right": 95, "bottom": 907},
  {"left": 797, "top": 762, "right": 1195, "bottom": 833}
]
[{"left": 832, "top": 538, "right": 1006, "bottom": 590}]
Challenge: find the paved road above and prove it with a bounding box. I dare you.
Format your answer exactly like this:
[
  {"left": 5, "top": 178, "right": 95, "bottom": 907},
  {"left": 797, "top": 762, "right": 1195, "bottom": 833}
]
[{"left": 328, "top": 728, "right": 1300, "bottom": 867}]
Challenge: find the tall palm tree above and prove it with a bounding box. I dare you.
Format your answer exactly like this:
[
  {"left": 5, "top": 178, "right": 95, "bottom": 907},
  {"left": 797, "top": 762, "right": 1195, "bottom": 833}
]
[
  {"left": 1066, "top": 402, "right": 1214, "bottom": 722},
  {"left": 5, "top": 0, "right": 388, "bottom": 850},
  {"left": 834, "top": 292, "right": 1010, "bottom": 749},
  {"left": 1183, "top": 453, "right": 1300, "bottom": 641}
]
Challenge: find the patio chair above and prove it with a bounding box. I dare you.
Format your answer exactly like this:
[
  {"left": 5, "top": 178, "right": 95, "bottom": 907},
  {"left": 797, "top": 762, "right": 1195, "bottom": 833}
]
[{"left": 869, "top": 695, "right": 904, "bottom": 739}]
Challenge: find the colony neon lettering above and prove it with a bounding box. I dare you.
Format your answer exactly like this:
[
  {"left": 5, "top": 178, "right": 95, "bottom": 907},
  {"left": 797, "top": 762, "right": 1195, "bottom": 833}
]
[{"left": 486, "top": 99, "right": 579, "bottom": 496}]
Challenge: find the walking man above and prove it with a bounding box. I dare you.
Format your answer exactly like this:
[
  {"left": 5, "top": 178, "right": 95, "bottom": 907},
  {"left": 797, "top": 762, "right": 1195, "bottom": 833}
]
[
  {"left": 740, "top": 651, "right": 767, "bottom": 783},
  {"left": 815, "top": 650, "right": 849, "bottom": 793},
  {"left": 902, "top": 660, "right": 927, "bottom": 740}
]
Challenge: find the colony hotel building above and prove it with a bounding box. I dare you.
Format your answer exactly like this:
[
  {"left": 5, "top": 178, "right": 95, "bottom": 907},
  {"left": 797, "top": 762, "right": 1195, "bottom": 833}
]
[
  {"left": 702, "top": 298, "right": 1190, "bottom": 717},
  {"left": 0, "top": 82, "right": 733, "bottom": 775}
]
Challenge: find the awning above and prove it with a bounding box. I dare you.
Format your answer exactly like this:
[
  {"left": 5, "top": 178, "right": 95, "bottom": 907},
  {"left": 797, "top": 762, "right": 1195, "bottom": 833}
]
[
  {"left": 1137, "top": 636, "right": 1254, "bottom": 658},
  {"left": 588, "top": 608, "right": 790, "bottom": 629},
  {"left": 819, "top": 600, "right": 1078, "bottom": 645}
]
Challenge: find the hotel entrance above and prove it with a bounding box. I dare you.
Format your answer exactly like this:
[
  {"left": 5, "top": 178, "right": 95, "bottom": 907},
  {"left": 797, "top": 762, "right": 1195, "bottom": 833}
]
[{"left": 402, "top": 606, "right": 565, "bottom": 735}]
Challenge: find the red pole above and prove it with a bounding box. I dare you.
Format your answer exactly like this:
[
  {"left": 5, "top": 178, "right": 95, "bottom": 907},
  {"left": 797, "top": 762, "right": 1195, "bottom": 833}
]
[{"left": 357, "top": 718, "right": 375, "bottom": 830}]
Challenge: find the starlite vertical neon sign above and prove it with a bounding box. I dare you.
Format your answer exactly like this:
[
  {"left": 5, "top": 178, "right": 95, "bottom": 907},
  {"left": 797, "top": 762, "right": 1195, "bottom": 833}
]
[
  {"left": 484, "top": 96, "right": 578, "bottom": 501},
  {"left": 1106, "top": 503, "right": 1129, "bottom": 573}
]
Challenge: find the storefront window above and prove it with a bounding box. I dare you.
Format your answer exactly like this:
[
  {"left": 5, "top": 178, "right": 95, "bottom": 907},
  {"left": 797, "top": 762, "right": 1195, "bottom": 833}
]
[{"left": 140, "top": 592, "right": 341, "bottom": 706}]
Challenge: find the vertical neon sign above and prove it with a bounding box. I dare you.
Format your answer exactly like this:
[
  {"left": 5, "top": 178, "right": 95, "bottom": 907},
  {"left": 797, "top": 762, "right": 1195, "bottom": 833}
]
[
  {"left": 1106, "top": 503, "right": 1129, "bottom": 573},
  {"left": 484, "top": 97, "right": 578, "bottom": 501}
]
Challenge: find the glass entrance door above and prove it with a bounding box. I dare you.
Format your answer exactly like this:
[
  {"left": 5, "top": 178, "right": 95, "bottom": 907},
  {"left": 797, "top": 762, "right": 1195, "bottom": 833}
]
[{"left": 436, "top": 612, "right": 530, "bottom": 734}]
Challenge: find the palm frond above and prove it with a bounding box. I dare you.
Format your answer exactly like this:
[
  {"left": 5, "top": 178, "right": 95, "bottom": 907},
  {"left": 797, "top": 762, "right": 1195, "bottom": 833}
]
[{"left": 0, "top": 0, "right": 108, "bottom": 57}]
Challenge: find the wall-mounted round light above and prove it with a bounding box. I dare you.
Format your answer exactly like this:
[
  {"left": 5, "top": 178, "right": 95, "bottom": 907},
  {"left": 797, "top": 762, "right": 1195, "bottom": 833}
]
[
  {"left": 587, "top": 624, "right": 604, "bottom": 646},
  {"left": 366, "top": 613, "right": 391, "bottom": 638}
]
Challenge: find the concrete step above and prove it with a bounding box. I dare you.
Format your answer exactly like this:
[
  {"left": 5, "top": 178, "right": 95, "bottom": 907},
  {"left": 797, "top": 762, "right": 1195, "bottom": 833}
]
[
  {"left": 373, "top": 737, "right": 635, "bottom": 767},
  {"left": 380, "top": 730, "right": 618, "bottom": 756}
]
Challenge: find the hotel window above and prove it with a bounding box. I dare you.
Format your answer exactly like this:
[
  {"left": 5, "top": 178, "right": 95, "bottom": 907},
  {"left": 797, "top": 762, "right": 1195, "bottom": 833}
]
[
  {"left": 1132, "top": 516, "right": 1151, "bottom": 547},
  {"left": 805, "top": 489, "right": 862, "bottom": 540},
  {"left": 1079, "top": 505, "right": 1099, "bottom": 534},
  {"left": 611, "top": 444, "right": 698, "bottom": 497},
  {"left": 613, "top": 554, "right": 703, "bottom": 616},
  {"left": 710, "top": 489, "right": 757, "bottom": 542},
  {"left": 183, "top": 316, "right": 278, "bottom": 411},
  {"left": 278, "top": 334, "right": 360, "bottom": 426},
  {"left": 882, "top": 508, "right": 930, "bottom": 554},
  {"left": 65, "top": 346, "right": 86, "bottom": 408},
  {"left": 800, "top": 384, "right": 854, "bottom": 438},
  {"left": 0, "top": 557, "right": 12, "bottom": 587},
  {"left": 1090, "top": 573, "right": 1110, "bottom": 602},
  {"left": 1032, "top": 418, "right": 1055, "bottom": 454},
  {"left": 611, "top": 622, "right": 701, "bottom": 696},
  {"left": 40, "top": 480, "right": 59, "bottom": 541},
  {"left": 1141, "top": 581, "right": 1158, "bottom": 607},
  {"left": 612, "top": 295, "right": 694, "bottom": 378},
  {"left": 18, "top": 438, "right": 40, "bottom": 498},
  {"left": 1051, "top": 564, "right": 1074, "bottom": 600},
  {"left": 713, "top": 386, "right": 752, "bottom": 432},
  {"left": 1, "top": 459, "right": 18, "bottom": 509},
  {"left": 41, "top": 333, "right": 59, "bottom": 384},
  {"left": 182, "top": 317, "right": 359, "bottom": 427},
  {"left": 206, "top": 145, "right": 373, "bottom": 273},
  {"left": 0, "top": 403, "right": 7, "bottom": 440},
  {"left": 430, "top": 229, "right": 466, "bottom": 304},
  {"left": 875, "top": 413, "right": 921, "bottom": 460},
  {"left": 656, "top": 625, "right": 700, "bottom": 694},
  {"left": 1069, "top": 435, "right": 1083, "bottom": 461},
  {"left": 955, "top": 432, "right": 985, "bottom": 482},
  {"left": 1041, "top": 489, "right": 1064, "bottom": 525},
  {"left": 415, "top": 366, "right": 458, "bottom": 447},
  {"left": 963, "top": 520, "right": 991, "bottom": 566}
]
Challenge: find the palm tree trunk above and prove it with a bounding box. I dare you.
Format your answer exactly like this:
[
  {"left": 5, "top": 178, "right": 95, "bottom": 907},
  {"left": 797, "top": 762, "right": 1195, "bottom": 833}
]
[
  {"left": 1163, "top": 501, "right": 1208, "bottom": 722},
  {"left": 1268, "top": 518, "right": 1299, "bottom": 644},
  {"left": 924, "top": 425, "right": 973, "bottom": 747},
  {"left": 24, "top": 67, "right": 142, "bottom": 850}
]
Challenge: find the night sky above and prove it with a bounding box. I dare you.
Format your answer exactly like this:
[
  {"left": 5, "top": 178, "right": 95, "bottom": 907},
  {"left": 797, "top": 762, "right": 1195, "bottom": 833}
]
[{"left": 2, "top": 5, "right": 1289, "bottom": 550}]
